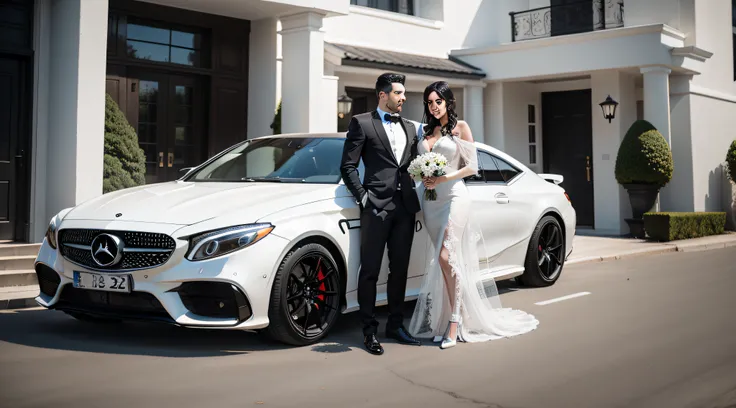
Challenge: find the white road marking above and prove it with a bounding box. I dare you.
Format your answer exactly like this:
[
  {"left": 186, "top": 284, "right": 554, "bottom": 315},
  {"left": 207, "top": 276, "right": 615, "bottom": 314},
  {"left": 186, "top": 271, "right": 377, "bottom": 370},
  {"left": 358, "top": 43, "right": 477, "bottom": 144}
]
[{"left": 535, "top": 291, "right": 591, "bottom": 306}]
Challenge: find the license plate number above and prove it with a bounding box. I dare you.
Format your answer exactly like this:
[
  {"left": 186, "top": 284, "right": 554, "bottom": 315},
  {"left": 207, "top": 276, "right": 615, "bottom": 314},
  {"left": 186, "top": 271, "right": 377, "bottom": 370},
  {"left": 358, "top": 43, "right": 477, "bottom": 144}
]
[{"left": 73, "top": 271, "right": 131, "bottom": 293}]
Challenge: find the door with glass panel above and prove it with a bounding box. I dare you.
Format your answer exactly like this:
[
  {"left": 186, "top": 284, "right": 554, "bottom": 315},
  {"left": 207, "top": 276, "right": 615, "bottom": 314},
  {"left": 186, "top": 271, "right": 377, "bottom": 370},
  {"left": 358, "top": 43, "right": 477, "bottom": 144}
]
[{"left": 129, "top": 70, "right": 205, "bottom": 184}]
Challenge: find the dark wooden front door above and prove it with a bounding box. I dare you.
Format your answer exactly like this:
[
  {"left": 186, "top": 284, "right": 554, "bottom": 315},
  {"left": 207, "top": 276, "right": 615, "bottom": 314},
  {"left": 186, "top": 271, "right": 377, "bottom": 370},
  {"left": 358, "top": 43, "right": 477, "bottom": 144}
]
[
  {"left": 126, "top": 70, "right": 206, "bottom": 184},
  {"left": 0, "top": 57, "right": 27, "bottom": 241},
  {"left": 550, "top": 0, "right": 594, "bottom": 36},
  {"left": 542, "top": 89, "right": 594, "bottom": 227}
]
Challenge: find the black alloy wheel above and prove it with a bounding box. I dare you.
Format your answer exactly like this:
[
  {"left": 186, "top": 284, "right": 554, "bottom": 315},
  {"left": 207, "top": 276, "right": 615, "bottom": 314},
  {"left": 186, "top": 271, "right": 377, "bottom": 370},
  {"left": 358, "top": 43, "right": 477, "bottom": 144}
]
[
  {"left": 267, "top": 243, "right": 341, "bottom": 346},
  {"left": 520, "top": 215, "right": 565, "bottom": 287}
]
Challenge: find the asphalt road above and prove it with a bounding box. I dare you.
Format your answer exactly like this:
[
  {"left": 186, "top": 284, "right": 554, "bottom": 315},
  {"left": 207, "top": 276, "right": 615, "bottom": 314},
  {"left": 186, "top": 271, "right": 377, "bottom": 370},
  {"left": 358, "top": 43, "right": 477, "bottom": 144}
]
[{"left": 1, "top": 247, "right": 735, "bottom": 408}]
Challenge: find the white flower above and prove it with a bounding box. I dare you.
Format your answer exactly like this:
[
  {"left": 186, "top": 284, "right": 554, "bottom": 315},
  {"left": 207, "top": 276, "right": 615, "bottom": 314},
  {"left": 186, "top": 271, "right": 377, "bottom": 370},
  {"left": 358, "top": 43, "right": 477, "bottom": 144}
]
[{"left": 408, "top": 152, "right": 448, "bottom": 181}]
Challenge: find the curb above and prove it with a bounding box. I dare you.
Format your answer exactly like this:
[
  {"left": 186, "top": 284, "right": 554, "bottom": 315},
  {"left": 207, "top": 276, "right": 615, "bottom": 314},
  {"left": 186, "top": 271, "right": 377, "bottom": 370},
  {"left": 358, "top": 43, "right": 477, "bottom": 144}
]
[
  {"left": 0, "top": 297, "right": 38, "bottom": 311},
  {"left": 675, "top": 240, "right": 736, "bottom": 253},
  {"left": 567, "top": 239, "right": 736, "bottom": 266}
]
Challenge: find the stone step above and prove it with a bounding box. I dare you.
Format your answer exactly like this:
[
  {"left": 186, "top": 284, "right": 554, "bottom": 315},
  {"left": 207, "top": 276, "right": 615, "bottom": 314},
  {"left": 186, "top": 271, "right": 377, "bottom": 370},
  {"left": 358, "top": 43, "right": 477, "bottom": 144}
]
[
  {"left": 0, "top": 285, "right": 40, "bottom": 310},
  {"left": 0, "top": 243, "right": 41, "bottom": 257},
  {"left": 0, "top": 255, "right": 37, "bottom": 271},
  {"left": 0, "top": 270, "right": 37, "bottom": 287}
]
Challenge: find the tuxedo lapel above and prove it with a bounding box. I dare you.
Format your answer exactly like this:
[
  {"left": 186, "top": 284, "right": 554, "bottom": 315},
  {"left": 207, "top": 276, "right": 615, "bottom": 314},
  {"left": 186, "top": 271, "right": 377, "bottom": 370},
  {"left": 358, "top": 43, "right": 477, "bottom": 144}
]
[
  {"left": 371, "top": 111, "right": 398, "bottom": 164},
  {"left": 398, "top": 119, "right": 415, "bottom": 166}
]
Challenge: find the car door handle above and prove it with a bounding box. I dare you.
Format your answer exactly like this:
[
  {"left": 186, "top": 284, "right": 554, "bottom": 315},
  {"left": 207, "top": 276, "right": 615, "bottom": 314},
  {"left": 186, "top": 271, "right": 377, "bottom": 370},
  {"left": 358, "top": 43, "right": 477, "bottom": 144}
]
[{"left": 495, "top": 193, "right": 509, "bottom": 204}]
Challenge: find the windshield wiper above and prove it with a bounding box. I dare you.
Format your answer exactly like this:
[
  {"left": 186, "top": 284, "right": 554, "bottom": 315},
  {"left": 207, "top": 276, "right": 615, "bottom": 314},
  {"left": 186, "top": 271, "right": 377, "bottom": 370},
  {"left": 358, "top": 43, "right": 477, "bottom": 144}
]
[{"left": 241, "top": 177, "right": 306, "bottom": 183}]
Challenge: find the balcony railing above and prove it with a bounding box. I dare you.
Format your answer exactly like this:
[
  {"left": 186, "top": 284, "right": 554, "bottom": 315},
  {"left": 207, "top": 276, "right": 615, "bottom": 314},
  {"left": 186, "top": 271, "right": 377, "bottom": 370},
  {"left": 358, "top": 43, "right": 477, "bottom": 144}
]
[{"left": 510, "top": 0, "right": 624, "bottom": 42}]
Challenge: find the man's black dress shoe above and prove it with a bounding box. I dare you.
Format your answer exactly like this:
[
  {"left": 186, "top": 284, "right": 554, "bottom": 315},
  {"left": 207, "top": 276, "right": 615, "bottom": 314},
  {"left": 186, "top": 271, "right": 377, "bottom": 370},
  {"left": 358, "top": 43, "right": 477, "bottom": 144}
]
[
  {"left": 386, "top": 326, "right": 421, "bottom": 346},
  {"left": 363, "top": 334, "right": 384, "bottom": 355}
]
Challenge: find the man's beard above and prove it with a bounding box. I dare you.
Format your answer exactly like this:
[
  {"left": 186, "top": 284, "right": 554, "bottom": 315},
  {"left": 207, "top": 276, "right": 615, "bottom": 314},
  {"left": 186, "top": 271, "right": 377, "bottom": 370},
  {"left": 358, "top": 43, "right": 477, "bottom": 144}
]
[{"left": 387, "top": 101, "right": 402, "bottom": 113}]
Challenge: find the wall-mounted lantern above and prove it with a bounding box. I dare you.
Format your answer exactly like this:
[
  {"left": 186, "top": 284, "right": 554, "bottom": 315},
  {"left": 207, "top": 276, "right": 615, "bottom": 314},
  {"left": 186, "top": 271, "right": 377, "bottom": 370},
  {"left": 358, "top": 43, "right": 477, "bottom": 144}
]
[
  {"left": 337, "top": 94, "right": 353, "bottom": 119},
  {"left": 599, "top": 95, "right": 619, "bottom": 123}
]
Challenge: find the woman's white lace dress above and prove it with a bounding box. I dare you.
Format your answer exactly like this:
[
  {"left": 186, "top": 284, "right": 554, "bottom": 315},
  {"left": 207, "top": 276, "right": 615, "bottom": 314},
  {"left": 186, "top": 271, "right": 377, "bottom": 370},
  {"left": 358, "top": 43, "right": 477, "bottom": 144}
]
[{"left": 408, "top": 131, "right": 540, "bottom": 343}]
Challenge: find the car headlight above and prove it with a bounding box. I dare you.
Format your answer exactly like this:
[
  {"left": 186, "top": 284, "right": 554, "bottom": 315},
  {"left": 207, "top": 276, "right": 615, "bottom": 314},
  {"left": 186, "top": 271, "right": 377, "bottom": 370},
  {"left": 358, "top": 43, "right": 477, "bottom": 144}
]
[
  {"left": 46, "top": 218, "right": 58, "bottom": 249},
  {"left": 186, "top": 223, "right": 275, "bottom": 261}
]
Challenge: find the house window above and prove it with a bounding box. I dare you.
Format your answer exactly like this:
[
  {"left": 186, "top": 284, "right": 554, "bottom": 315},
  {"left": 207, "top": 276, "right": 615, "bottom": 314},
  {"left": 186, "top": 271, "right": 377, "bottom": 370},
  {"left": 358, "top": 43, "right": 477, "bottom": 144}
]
[
  {"left": 350, "top": 0, "right": 414, "bottom": 15},
  {"left": 126, "top": 17, "right": 203, "bottom": 67},
  {"left": 528, "top": 105, "right": 537, "bottom": 165}
]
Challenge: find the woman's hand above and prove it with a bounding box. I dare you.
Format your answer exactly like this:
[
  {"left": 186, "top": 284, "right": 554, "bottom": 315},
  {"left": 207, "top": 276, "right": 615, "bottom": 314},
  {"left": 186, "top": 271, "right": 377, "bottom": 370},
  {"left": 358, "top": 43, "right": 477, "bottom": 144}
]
[{"left": 423, "top": 175, "right": 447, "bottom": 189}]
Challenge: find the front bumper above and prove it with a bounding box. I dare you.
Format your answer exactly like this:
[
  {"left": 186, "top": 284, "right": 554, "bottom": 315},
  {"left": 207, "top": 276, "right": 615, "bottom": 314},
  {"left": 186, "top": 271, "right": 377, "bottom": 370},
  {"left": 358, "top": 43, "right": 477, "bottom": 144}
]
[{"left": 34, "top": 220, "right": 291, "bottom": 330}]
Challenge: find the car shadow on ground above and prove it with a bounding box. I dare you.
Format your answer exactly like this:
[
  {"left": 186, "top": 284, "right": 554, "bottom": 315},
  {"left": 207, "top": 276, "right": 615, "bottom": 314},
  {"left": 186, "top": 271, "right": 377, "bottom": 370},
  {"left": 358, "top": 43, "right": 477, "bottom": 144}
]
[{"left": 0, "top": 280, "right": 525, "bottom": 358}]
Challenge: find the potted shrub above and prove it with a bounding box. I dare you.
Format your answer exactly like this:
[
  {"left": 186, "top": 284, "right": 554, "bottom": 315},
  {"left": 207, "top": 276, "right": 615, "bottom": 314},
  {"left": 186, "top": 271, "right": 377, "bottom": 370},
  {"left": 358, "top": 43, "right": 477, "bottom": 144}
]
[
  {"left": 614, "top": 119, "right": 674, "bottom": 238},
  {"left": 726, "top": 139, "right": 736, "bottom": 229}
]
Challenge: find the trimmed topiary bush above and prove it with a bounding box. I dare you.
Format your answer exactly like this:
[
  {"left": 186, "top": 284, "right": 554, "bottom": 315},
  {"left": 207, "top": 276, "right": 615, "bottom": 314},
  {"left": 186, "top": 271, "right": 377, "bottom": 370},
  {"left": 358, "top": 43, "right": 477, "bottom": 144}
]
[
  {"left": 615, "top": 119, "right": 674, "bottom": 188},
  {"left": 270, "top": 100, "right": 282, "bottom": 135},
  {"left": 726, "top": 139, "right": 736, "bottom": 184},
  {"left": 643, "top": 212, "right": 726, "bottom": 241},
  {"left": 103, "top": 94, "right": 146, "bottom": 194}
]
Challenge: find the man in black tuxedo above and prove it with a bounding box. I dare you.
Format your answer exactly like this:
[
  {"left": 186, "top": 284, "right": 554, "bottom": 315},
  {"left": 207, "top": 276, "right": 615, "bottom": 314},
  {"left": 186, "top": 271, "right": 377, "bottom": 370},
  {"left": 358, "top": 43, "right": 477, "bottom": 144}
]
[{"left": 340, "top": 73, "right": 422, "bottom": 355}]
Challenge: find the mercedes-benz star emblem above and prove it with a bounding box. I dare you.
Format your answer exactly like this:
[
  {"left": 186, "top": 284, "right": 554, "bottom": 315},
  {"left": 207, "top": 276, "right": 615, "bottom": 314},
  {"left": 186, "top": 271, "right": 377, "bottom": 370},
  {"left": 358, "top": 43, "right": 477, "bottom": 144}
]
[{"left": 90, "top": 233, "right": 124, "bottom": 267}]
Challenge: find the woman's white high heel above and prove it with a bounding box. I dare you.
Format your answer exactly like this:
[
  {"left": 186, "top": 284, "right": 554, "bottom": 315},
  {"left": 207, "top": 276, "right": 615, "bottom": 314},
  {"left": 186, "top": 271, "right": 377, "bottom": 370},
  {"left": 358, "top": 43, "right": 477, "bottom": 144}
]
[
  {"left": 440, "top": 314, "right": 460, "bottom": 349},
  {"left": 440, "top": 336, "right": 456, "bottom": 349}
]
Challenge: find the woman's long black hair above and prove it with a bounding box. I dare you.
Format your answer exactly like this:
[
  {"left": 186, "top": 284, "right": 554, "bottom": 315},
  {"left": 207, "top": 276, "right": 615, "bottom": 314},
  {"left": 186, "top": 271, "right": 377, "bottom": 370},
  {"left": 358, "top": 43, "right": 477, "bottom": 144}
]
[{"left": 421, "top": 81, "right": 458, "bottom": 138}]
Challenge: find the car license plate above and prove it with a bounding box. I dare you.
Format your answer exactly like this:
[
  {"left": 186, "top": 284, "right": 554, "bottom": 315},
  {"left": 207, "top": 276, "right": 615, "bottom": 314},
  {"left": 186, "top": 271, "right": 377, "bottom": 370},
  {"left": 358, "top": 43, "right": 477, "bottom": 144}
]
[{"left": 73, "top": 271, "right": 132, "bottom": 293}]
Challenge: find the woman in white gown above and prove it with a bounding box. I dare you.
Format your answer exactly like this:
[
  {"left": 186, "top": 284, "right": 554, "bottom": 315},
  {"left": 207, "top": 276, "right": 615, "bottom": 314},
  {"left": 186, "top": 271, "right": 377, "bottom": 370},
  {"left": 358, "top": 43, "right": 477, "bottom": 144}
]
[{"left": 408, "top": 81, "right": 539, "bottom": 349}]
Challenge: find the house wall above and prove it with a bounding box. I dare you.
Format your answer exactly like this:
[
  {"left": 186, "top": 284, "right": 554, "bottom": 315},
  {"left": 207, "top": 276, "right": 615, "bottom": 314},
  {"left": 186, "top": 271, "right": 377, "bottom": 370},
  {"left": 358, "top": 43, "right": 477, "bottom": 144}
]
[
  {"left": 624, "top": 0, "right": 694, "bottom": 35},
  {"left": 322, "top": 0, "right": 486, "bottom": 57},
  {"left": 489, "top": 74, "right": 638, "bottom": 234},
  {"left": 672, "top": 0, "right": 736, "bottom": 217}
]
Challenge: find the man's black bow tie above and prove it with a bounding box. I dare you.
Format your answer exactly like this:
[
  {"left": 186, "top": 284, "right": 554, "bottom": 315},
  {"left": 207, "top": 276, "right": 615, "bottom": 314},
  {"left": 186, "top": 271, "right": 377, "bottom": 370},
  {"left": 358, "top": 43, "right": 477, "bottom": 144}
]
[{"left": 383, "top": 113, "right": 401, "bottom": 123}]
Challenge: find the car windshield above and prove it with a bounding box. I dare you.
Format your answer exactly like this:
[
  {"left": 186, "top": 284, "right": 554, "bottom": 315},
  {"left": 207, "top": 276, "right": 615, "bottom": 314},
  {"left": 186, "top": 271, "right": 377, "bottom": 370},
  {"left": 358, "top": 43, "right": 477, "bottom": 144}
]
[{"left": 187, "top": 137, "right": 347, "bottom": 184}]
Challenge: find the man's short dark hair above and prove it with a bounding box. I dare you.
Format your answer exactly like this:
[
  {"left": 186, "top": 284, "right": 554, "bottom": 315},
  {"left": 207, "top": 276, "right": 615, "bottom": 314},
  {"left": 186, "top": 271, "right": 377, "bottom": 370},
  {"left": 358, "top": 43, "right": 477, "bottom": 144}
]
[{"left": 375, "top": 73, "right": 405, "bottom": 97}]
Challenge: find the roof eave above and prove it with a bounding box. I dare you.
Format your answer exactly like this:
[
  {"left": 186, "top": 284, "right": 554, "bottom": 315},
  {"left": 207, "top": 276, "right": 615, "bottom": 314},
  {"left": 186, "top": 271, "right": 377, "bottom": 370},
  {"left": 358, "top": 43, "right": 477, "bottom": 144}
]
[{"left": 341, "top": 59, "right": 487, "bottom": 80}]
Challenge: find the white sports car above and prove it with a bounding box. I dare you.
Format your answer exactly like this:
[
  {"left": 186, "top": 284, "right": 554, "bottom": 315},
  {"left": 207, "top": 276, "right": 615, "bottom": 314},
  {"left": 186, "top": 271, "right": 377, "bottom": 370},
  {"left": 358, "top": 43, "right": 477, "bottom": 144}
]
[{"left": 34, "top": 133, "right": 575, "bottom": 346}]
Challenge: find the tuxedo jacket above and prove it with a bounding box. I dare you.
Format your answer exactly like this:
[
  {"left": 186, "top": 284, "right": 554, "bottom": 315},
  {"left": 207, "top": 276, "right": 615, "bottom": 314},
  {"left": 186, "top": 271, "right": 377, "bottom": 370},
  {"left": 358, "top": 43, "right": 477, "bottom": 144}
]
[{"left": 340, "top": 110, "right": 422, "bottom": 214}]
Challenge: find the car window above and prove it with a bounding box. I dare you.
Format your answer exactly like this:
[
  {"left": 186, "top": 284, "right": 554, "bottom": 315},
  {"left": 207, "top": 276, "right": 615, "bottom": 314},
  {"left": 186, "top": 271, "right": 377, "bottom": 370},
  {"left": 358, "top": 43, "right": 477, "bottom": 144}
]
[
  {"left": 189, "top": 137, "right": 346, "bottom": 183},
  {"left": 478, "top": 152, "right": 505, "bottom": 183},
  {"left": 492, "top": 155, "right": 521, "bottom": 182},
  {"left": 464, "top": 152, "right": 483, "bottom": 183}
]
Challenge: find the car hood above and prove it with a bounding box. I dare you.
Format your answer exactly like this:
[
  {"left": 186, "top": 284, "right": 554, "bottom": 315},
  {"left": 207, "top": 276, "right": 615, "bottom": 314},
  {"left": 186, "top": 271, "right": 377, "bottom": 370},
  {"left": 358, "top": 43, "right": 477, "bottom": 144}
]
[{"left": 64, "top": 181, "right": 345, "bottom": 225}]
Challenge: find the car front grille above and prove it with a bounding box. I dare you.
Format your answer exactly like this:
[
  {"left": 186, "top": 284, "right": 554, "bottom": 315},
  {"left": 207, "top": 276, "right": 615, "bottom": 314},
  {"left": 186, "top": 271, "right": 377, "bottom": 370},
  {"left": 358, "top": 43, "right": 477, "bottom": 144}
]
[
  {"left": 54, "top": 285, "right": 172, "bottom": 322},
  {"left": 59, "top": 229, "right": 176, "bottom": 271}
]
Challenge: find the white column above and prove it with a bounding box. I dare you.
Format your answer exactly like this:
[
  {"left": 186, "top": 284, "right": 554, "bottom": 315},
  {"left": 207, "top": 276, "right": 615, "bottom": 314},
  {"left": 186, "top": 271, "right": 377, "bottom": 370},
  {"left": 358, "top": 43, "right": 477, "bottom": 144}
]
[
  {"left": 247, "top": 18, "right": 278, "bottom": 139},
  {"left": 279, "top": 12, "right": 327, "bottom": 134},
  {"left": 463, "top": 83, "right": 485, "bottom": 142},
  {"left": 641, "top": 66, "right": 674, "bottom": 211},
  {"left": 45, "top": 0, "right": 108, "bottom": 224},
  {"left": 667, "top": 75, "right": 696, "bottom": 212},
  {"left": 591, "top": 71, "right": 637, "bottom": 235},
  {"left": 484, "top": 82, "right": 504, "bottom": 149},
  {"left": 641, "top": 66, "right": 672, "bottom": 145}
]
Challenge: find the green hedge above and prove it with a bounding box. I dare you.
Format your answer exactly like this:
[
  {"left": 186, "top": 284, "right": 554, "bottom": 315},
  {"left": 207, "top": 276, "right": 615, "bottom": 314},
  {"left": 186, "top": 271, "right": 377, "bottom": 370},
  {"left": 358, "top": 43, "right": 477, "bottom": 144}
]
[{"left": 643, "top": 212, "right": 726, "bottom": 241}]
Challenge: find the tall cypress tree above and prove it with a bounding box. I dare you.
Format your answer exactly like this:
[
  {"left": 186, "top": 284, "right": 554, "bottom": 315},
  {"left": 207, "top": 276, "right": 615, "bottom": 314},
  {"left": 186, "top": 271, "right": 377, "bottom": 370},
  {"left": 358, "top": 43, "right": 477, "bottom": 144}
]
[{"left": 103, "top": 94, "right": 146, "bottom": 193}]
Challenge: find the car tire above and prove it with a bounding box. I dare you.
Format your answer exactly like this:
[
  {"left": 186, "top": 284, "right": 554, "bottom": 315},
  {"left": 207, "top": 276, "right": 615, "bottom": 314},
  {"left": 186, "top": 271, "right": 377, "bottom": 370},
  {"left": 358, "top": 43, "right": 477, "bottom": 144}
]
[
  {"left": 519, "top": 215, "right": 565, "bottom": 287},
  {"left": 63, "top": 310, "right": 122, "bottom": 324},
  {"left": 266, "top": 242, "right": 342, "bottom": 346}
]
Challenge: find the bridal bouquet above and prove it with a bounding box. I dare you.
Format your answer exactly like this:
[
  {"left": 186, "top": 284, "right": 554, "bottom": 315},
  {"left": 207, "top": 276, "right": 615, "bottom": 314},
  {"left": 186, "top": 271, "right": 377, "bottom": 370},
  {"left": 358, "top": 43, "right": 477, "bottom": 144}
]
[{"left": 408, "top": 152, "right": 448, "bottom": 201}]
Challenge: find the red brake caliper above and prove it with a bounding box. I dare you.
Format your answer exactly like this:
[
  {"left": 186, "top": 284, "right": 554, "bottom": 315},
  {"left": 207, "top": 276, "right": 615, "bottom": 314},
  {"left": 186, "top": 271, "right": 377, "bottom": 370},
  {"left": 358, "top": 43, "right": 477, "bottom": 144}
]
[{"left": 315, "top": 258, "right": 325, "bottom": 309}]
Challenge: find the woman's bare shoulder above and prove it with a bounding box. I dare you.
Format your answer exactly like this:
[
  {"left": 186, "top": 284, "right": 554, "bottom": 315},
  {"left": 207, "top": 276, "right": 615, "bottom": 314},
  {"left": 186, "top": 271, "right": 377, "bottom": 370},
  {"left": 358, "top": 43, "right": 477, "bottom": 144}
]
[{"left": 454, "top": 120, "right": 474, "bottom": 142}]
